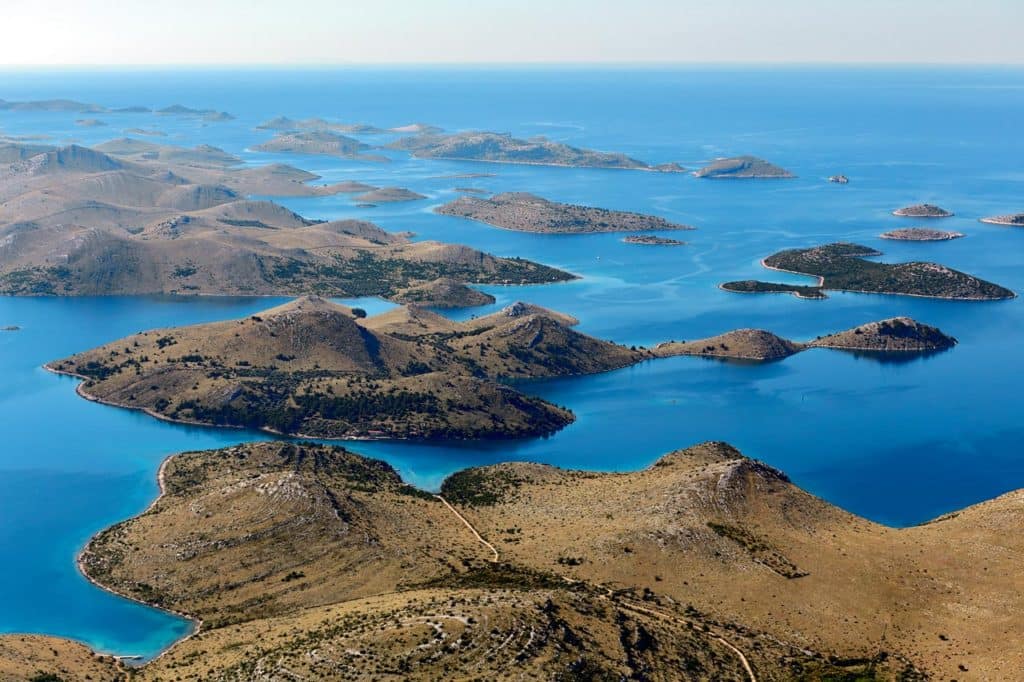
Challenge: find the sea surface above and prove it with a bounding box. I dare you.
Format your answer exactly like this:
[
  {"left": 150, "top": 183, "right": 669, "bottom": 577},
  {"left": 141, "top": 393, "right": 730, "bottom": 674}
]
[{"left": 1, "top": 66, "right": 1023, "bottom": 657}]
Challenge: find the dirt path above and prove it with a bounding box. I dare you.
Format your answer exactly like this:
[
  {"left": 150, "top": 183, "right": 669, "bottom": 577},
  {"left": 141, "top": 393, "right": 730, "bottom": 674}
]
[{"left": 436, "top": 495, "right": 499, "bottom": 562}]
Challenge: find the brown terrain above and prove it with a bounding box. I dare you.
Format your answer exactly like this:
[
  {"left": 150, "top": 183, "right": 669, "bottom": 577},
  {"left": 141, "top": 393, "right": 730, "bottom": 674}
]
[
  {"left": 252, "top": 130, "right": 386, "bottom": 161},
  {"left": 436, "top": 192, "right": 694, "bottom": 233},
  {"left": 880, "top": 228, "right": 964, "bottom": 241},
  {"left": 980, "top": 213, "right": 1024, "bottom": 226},
  {"left": 892, "top": 204, "right": 953, "bottom": 218},
  {"left": 0, "top": 142, "right": 572, "bottom": 301},
  {"left": 9, "top": 438, "right": 1024, "bottom": 680},
  {"left": 694, "top": 156, "right": 795, "bottom": 178},
  {"left": 654, "top": 317, "right": 956, "bottom": 361},
  {"left": 46, "top": 296, "right": 645, "bottom": 440}
]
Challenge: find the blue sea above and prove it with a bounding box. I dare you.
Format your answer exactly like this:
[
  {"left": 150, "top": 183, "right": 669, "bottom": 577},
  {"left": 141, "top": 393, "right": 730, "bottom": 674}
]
[{"left": 1, "top": 66, "right": 1023, "bottom": 657}]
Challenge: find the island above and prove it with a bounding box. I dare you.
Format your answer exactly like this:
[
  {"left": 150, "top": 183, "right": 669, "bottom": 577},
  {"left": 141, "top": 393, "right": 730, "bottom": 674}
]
[
  {"left": 828, "top": 174, "right": 849, "bottom": 184},
  {"left": 157, "top": 104, "right": 234, "bottom": 120},
  {"left": 892, "top": 203, "right": 954, "bottom": 218},
  {"left": 256, "top": 116, "right": 441, "bottom": 135},
  {"left": 12, "top": 437, "right": 1024, "bottom": 679},
  {"left": 653, "top": 317, "right": 955, "bottom": 361},
  {"left": 0, "top": 142, "right": 575, "bottom": 300},
  {"left": 352, "top": 186, "right": 427, "bottom": 203},
  {"left": 74, "top": 118, "right": 107, "bottom": 127},
  {"left": 388, "top": 130, "right": 685, "bottom": 171},
  {"left": 880, "top": 228, "right": 965, "bottom": 241},
  {"left": 435, "top": 192, "right": 694, "bottom": 233},
  {"left": 47, "top": 296, "right": 646, "bottom": 440},
  {"left": 252, "top": 130, "right": 385, "bottom": 161},
  {"left": 124, "top": 128, "right": 167, "bottom": 137},
  {"left": 622, "top": 234, "right": 686, "bottom": 246},
  {"left": 980, "top": 213, "right": 1024, "bottom": 226},
  {"left": 391, "top": 276, "right": 496, "bottom": 308},
  {"left": 720, "top": 280, "right": 828, "bottom": 299},
  {"left": 721, "top": 242, "right": 1014, "bottom": 300},
  {"left": 694, "top": 155, "right": 795, "bottom": 178},
  {"left": 1, "top": 325, "right": 19, "bottom": 331}
]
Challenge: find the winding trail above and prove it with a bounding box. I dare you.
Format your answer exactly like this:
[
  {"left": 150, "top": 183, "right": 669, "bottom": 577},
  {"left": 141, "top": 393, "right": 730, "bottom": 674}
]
[
  {"left": 436, "top": 495, "right": 499, "bottom": 562},
  {"left": 435, "top": 494, "right": 756, "bottom": 680}
]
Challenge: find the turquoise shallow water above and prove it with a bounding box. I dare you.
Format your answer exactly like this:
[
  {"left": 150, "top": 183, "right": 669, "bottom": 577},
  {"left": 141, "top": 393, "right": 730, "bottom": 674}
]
[{"left": 1, "top": 66, "right": 1023, "bottom": 656}]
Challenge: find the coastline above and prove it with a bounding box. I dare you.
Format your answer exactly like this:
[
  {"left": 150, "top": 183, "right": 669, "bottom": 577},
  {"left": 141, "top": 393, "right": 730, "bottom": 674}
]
[
  {"left": 757, "top": 258, "right": 1016, "bottom": 301},
  {"left": 980, "top": 216, "right": 1024, "bottom": 226},
  {"left": 73, "top": 452, "right": 203, "bottom": 664}
]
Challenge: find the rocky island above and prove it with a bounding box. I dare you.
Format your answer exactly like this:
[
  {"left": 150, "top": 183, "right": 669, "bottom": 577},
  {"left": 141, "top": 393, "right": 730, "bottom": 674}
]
[
  {"left": 721, "top": 242, "right": 1014, "bottom": 300},
  {"left": 388, "top": 130, "right": 684, "bottom": 171},
  {"left": 654, "top": 317, "right": 955, "bottom": 361},
  {"left": 980, "top": 212, "right": 1024, "bottom": 226},
  {"left": 353, "top": 186, "right": 427, "bottom": 203},
  {"left": 694, "top": 155, "right": 795, "bottom": 178},
  {"left": 48, "top": 296, "right": 646, "bottom": 440},
  {"left": 436, "top": 192, "right": 694, "bottom": 233},
  {"left": 12, "top": 437, "right": 1024, "bottom": 679},
  {"left": 253, "top": 130, "right": 385, "bottom": 161},
  {"left": 0, "top": 142, "right": 573, "bottom": 300},
  {"left": 892, "top": 203, "right": 954, "bottom": 218},
  {"left": 622, "top": 234, "right": 686, "bottom": 245},
  {"left": 880, "top": 227, "right": 965, "bottom": 241}
]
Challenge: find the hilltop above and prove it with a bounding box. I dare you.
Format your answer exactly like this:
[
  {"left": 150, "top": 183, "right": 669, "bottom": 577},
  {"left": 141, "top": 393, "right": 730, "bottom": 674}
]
[
  {"left": 17, "top": 438, "right": 1024, "bottom": 679},
  {"left": 436, "top": 191, "right": 694, "bottom": 233},
  {"left": 388, "top": 130, "right": 685, "bottom": 171},
  {"left": 809, "top": 317, "right": 957, "bottom": 352},
  {"left": 694, "top": 155, "right": 795, "bottom": 178},
  {"left": 48, "top": 297, "right": 645, "bottom": 440},
  {"left": 721, "top": 242, "right": 1014, "bottom": 300},
  {"left": 0, "top": 142, "right": 572, "bottom": 300}
]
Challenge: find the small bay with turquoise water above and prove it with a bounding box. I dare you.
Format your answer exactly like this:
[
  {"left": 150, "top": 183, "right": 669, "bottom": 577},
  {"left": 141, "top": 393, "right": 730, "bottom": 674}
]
[{"left": 1, "top": 66, "right": 1023, "bottom": 657}]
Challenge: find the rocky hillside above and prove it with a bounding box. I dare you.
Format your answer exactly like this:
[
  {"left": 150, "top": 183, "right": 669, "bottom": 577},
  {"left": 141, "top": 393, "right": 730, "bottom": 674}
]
[{"left": 48, "top": 297, "right": 644, "bottom": 439}]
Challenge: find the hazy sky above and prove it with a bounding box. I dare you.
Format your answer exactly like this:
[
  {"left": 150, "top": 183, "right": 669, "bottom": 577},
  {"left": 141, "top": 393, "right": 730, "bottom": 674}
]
[{"left": 3, "top": 0, "right": 1022, "bottom": 66}]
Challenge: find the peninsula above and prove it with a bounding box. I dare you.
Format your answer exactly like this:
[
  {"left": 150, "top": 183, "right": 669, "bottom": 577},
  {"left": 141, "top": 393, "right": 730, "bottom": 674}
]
[
  {"left": 694, "top": 155, "right": 795, "bottom": 178},
  {"left": 721, "top": 242, "right": 1014, "bottom": 300},
  {"left": 654, "top": 317, "right": 955, "bottom": 361},
  {"left": 436, "top": 192, "right": 694, "bottom": 233},
  {"left": 980, "top": 212, "right": 1024, "bottom": 226},
  {"left": 10, "top": 439, "right": 1024, "bottom": 679},
  {"left": 0, "top": 142, "right": 571, "bottom": 301},
  {"left": 48, "top": 297, "right": 646, "bottom": 440},
  {"left": 388, "top": 130, "right": 685, "bottom": 171},
  {"left": 892, "top": 203, "right": 954, "bottom": 218},
  {"left": 880, "top": 228, "right": 965, "bottom": 241}
]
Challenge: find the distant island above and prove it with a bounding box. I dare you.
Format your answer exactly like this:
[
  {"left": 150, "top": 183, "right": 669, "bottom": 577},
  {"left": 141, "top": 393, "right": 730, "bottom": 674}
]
[
  {"left": 256, "top": 116, "right": 443, "bottom": 135},
  {"left": 880, "top": 228, "right": 964, "bottom": 241},
  {"left": 980, "top": 213, "right": 1024, "bottom": 226},
  {"left": 436, "top": 192, "right": 694, "bottom": 233},
  {"left": 253, "top": 130, "right": 385, "bottom": 161},
  {"left": 0, "top": 141, "right": 573, "bottom": 301},
  {"left": 48, "top": 297, "right": 645, "bottom": 440},
  {"left": 622, "top": 234, "right": 686, "bottom": 246},
  {"left": 1, "top": 325, "right": 19, "bottom": 331},
  {"left": 694, "top": 155, "right": 795, "bottom": 178},
  {"left": 892, "top": 203, "right": 953, "bottom": 218},
  {"left": 388, "top": 131, "right": 685, "bottom": 171},
  {"left": 721, "top": 242, "right": 1014, "bottom": 300},
  {"left": 720, "top": 280, "right": 827, "bottom": 299},
  {"left": 353, "top": 186, "right": 427, "bottom": 203},
  {"left": 828, "top": 174, "right": 849, "bottom": 184},
  {"left": 654, "top": 317, "right": 955, "bottom": 362},
  {"left": 74, "top": 118, "right": 107, "bottom": 127},
  {"left": 123, "top": 128, "right": 167, "bottom": 137},
  {"left": 157, "top": 104, "right": 234, "bottom": 121}
]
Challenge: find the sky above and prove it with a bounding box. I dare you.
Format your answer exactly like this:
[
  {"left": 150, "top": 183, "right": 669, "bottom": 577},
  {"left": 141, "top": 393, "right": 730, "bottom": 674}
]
[{"left": 2, "top": 0, "right": 1022, "bottom": 66}]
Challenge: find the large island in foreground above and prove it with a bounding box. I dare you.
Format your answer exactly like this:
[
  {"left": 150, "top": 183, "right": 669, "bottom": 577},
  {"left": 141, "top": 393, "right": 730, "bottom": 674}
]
[
  {"left": 721, "top": 242, "right": 1014, "bottom": 300},
  {"left": 7, "top": 437, "right": 1024, "bottom": 680},
  {"left": 49, "top": 296, "right": 956, "bottom": 440}
]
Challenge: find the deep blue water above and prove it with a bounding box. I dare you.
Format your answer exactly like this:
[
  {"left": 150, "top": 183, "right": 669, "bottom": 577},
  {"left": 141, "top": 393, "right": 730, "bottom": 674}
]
[{"left": 1, "top": 66, "right": 1023, "bottom": 656}]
